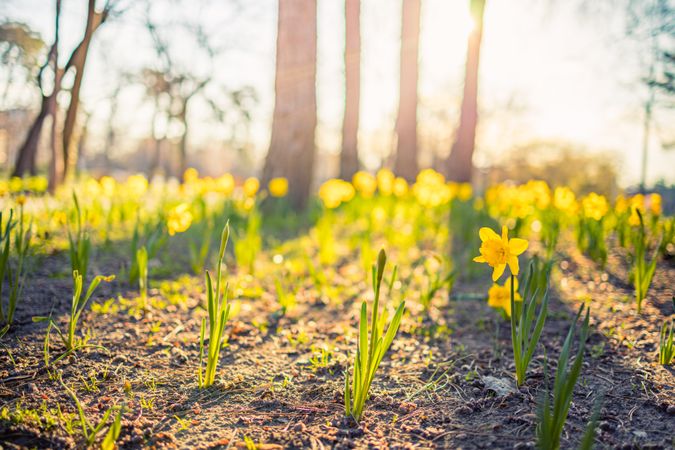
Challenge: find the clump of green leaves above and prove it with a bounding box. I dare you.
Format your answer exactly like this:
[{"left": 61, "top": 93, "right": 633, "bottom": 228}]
[
  {"left": 536, "top": 305, "right": 590, "bottom": 450},
  {"left": 577, "top": 216, "right": 607, "bottom": 267},
  {"left": 630, "top": 209, "right": 660, "bottom": 314},
  {"left": 189, "top": 220, "right": 214, "bottom": 274},
  {"left": 0, "top": 206, "right": 31, "bottom": 334},
  {"left": 659, "top": 318, "right": 673, "bottom": 365},
  {"left": 59, "top": 374, "right": 123, "bottom": 449},
  {"left": 274, "top": 276, "right": 296, "bottom": 314},
  {"left": 198, "top": 222, "right": 232, "bottom": 388},
  {"left": 511, "top": 260, "right": 550, "bottom": 386},
  {"left": 420, "top": 255, "right": 455, "bottom": 312},
  {"left": 68, "top": 193, "right": 91, "bottom": 283},
  {"left": 345, "top": 249, "right": 406, "bottom": 422},
  {"left": 129, "top": 219, "right": 165, "bottom": 286},
  {"left": 579, "top": 393, "right": 604, "bottom": 450},
  {"left": 234, "top": 204, "right": 261, "bottom": 275},
  {"left": 136, "top": 246, "right": 148, "bottom": 303},
  {"left": 35, "top": 271, "right": 114, "bottom": 365}
]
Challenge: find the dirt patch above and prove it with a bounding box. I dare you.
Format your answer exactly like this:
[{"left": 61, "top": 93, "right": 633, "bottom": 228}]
[{"left": 1, "top": 238, "right": 674, "bottom": 449}]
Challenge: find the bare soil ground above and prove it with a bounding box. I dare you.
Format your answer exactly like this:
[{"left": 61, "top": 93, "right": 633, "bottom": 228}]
[{"left": 0, "top": 239, "right": 673, "bottom": 449}]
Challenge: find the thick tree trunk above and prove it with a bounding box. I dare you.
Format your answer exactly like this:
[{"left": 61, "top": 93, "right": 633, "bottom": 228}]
[
  {"left": 262, "top": 0, "right": 317, "bottom": 210},
  {"left": 394, "top": 0, "right": 421, "bottom": 182},
  {"left": 339, "top": 0, "right": 360, "bottom": 181},
  {"left": 12, "top": 95, "right": 49, "bottom": 177},
  {"left": 62, "top": 2, "right": 108, "bottom": 180},
  {"left": 445, "top": 0, "right": 485, "bottom": 183}
]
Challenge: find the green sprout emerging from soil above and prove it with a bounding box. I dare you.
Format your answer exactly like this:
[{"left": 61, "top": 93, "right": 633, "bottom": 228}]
[
  {"left": 345, "top": 249, "right": 406, "bottom": 422},
  {"left": 198, "top": 221, "right": 232, "bottom": 388}
]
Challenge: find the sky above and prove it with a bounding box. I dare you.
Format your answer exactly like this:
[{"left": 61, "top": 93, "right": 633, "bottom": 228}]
[{"left": 1, "top": 0, "right": 674, "bottom": 186}]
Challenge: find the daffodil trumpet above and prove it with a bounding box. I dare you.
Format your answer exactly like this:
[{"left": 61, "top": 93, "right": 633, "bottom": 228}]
[{"left": 474, "top": 226, "right": 528, "bottom": 282}]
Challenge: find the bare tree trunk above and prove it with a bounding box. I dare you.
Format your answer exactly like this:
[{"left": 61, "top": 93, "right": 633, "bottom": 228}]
[
  {"left": 62, "top": 0, "right": 109, "bottom": 180},
  {"left": 178, "top": 102, "right": 188, "bottom": 178},
  {"left": 445, "top": 0, "right": 485, "bottom": 183},
  {"left": 75, "top": 111, "right": 91, "bottom": 175},
  {"left": 12, "top": 97, "right": 48, "bottom": 177},
  {"left": 339, "top": 0, "right": 360, "bottom": 181},
  {"left": 262, "top": 0, "right": 317, "bottom": 210},
  {"left": 394, "top": 0, "right": 421, "bottom": 182},
  {"left": 47, "top": 0, "right": 64, "bottom": 191},
  {"left": 12, "top": 0, "right": 63, "bottom": 179}
]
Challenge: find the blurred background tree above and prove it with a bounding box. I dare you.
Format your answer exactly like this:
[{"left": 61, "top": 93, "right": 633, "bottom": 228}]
[
  {"left": 393, "top": 0, "right": 421, "bottom": 182},
  {"left": 262, "top": 0, "right": 317, "bottom": 210},
  {"left": 0, "top": 0, "right": 672, "bottom": 209},
  {"left": 339, "top": 0, "right": 361, "bottom": 181}
]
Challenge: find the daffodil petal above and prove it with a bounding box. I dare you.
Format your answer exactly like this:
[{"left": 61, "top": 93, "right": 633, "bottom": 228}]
[
  {"left": 504, "top": 302, "right": 512, "bottom": 317},
  {"left": 473, "top": 255, "right": 486, "bottom": 263},
  {"left": 508, "top": 255, "right": 520, "bottom": 276},
  {"left": 479, "top": 227, "right": 500, "bottom": 242},
  {"left": 492, "top": 263, "right": 506, "bottom": 281},
  {"left": 509, "top": 238, "right": 529, "bottom": 255},
  {"left": 501, "top": 225, "right": 508, "bottom": 241}
]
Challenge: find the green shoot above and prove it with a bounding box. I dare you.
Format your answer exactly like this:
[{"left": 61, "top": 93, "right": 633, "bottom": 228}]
[
  {"left": 536, "top": 305, "right": 591, "bottom": 450},
  {"left": 0, "top": 206, "right": 31, "bottom": 333},
  {"left": 67, "top": 192, "right": 91, "bottom": 283},
  {"left": 234, "top": 204, "right": 261, "bottom": 274},
  {"left": 510, "top": 260, "right": 550, "bottom": 386},
  {"left": 59, "top": 374, "right": 123, "bottom": 448},
  {"left": 101, "top": 404, "right": 123, "bottom": 450},
  {"left": 198, "top": 222, "right": 231, "bottom": 388},
  {"left": 345, "top": 249, "right": 406, "bottom": 422},
  {"left": 137, "top": 246, "right": 148, "bottom": 303},
  {"left": 189, "top": 220, "right": 213, "bottom": 274},
  {"left": 274, "top": 277, "right": 296, "bottom": 314},
  {"left": 420, "top": 256, "right": 455, "bottom": 312},
  {"left": 34, "top": 271, "right": 114, "bottom": 365},
  {"left": 129, "top": 219, "right": 165, "bottom": 286},
  {"left": 631, "top": 209, "right": 660, "bottom": 314},
  {"left": 579, "top": 392, "right": 604, "bottom": 450},
  {"left": 659, "top": 319, "right": 673, "bottom": 365}
]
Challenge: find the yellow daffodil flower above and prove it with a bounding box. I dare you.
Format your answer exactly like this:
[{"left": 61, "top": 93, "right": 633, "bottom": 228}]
[
  {"left": 215, "top": 174, "right": 235, "bottom": 196},
  {"left": 581, "top": 192, "right": 608, "bottom": 221},
  {"left": 183, "top": 167, "right": 199, "bottom": 184},
  {"left": 376, "top": 169, "right": 395, "bottom": 196},
  {"left": 553, "top": 186, "right": 577, "bottom": 213},
  {"left": 474, "top": 226, "right": 528, "bottom": 281},
  {"left": 392, "top": 177, "right": 408, "bottom": 197},
  {"left": 648, "top": 193, "right": 662, "bottom": 216},
  {"left": 318, "top": 179, "right": 355, "bottom": 209},
  {"left": 167, "top": 203, "right": 193, "bottom": 235},
  {"left": 352, "top": 171, "right": 377, "bottom": 198},
  {"left": 243, "top": 177, "right": 260, "bottom": 197},
  {"left": 268, "top": 177, "right": 288, "bottom": 197},
  {"left": 488, "top": 277, "right": 522, "bottom": 317}
]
